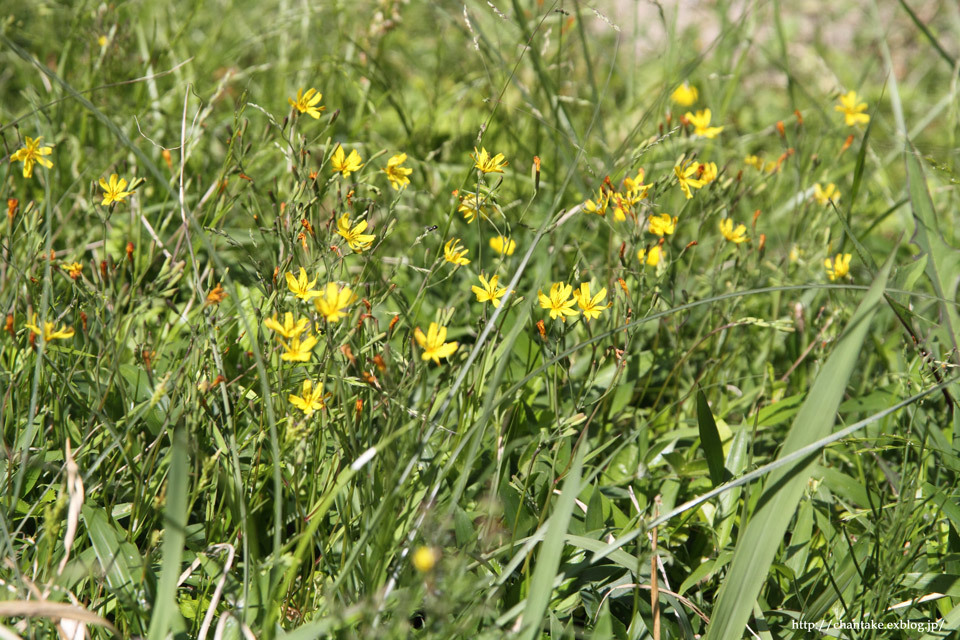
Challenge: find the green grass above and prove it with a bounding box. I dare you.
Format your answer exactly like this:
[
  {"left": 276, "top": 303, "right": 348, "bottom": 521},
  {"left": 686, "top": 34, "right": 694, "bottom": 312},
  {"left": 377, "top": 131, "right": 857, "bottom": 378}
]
[{"left": 2, "top": 1, "right": 960, "bottom": 638}]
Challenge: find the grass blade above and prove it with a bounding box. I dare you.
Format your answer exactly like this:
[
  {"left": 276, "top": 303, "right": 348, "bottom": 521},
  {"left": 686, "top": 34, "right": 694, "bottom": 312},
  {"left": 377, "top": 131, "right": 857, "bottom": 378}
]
[{"left": 697, "top": 388, "right": 726, "bottom": 486}]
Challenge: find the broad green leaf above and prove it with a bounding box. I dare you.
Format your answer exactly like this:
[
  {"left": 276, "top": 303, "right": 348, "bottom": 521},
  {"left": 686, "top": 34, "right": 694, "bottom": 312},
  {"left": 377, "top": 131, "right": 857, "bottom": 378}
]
[{"left": 697, "top": 388, "right": 725, "bottom": 486}]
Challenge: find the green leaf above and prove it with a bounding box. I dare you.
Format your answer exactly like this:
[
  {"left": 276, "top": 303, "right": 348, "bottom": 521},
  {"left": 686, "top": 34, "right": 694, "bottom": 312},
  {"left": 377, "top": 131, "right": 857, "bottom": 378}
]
[{"left": 697, "top": 388, "right": 726, "bottom": 486}]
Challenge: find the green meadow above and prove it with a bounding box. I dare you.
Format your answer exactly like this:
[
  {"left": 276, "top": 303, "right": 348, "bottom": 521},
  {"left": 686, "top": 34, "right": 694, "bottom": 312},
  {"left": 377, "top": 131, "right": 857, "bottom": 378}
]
[{"left": 2, "top": 0, "right": 960, "bottom": 638}]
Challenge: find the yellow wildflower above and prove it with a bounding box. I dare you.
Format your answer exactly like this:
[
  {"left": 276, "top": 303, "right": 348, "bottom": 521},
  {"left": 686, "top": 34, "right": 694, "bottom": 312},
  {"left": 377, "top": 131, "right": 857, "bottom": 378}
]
[
  {"left": 63, "top": 262, "right": 84, "bottom": 280},
  {"left": 623, "top": 169, "right": 651, "bottom": 200},
  {"left": 414, "top": 322, "right": 459, "bottom": 364},
  {"left": 288, "top": 380, "right": 326, "bottom": 417},
  {"left": 648, "top": 213, "right": 677, "bottom": 237},
  {"left": 382, "top": 153, "right": 412, "bottom": 190},
  {"left": 685, "top": 109, "right": 724, "bottom": 138},
  {"left": 336, "top": 213, "right": 375, "bottom": 252},
  {"left": 813, "top": 183, "right": 840, "bottom": 205},
  {"left": 11, "top": 136, "right": 53, "bottom": 179},
  {"left": 583, "top": 188, "right": 610, "bottom": 216},
  {"left": 489, "top": 236, "right": 516, "bottom": 256},
  {"left": 314, "top": 283, "right": 358, "bottom": 322},
  {"left": 264, "top": 312, "right": 310, "bottom": 338},
  {"left": 285, "top": 267, "right": 321, "bottom": 300},
  {"left": 744, "top": 155, "right": 765, "bottom": 170},
  {"left": 835, "top": 91, "right": 869, "bottom": 126},
  {"left": 670, "top": 82, "right": 698, "bottom": 106},
  {"left": 280, "top": 333, "right": 318, "bottom": 362},
  {"left": 699, "top": 162, "right": 718, "bottom": 183},
  {"left": 674, "top": 161, "right": 704, "bottom": 199},
  {"left": 572, "top": 283, "right": 609, "bottom": 321},
  {"left": 824, "top": 253, "right": 852, "bottom": 281},
  {"left": 288, "top": 88, "right": 325, "bottom": 119},
  {"left": 471, "top": 147, "right": 508, "bottom": 174},
  {"left": 331, "top": 145, "right": 364, "bottom": 177},
  {"left": 719, "top": 218, "right": 748, "bottom": 244},
  {"left": 412, "top": 546, "right": 440, "bottom": 573},
  {"left": 24, "top": 314, "right": 75, "bottom": 342},
  {"left": 537, "top": 282, "right": 578, "bottom": 322},
  {"left": 99, "top": 174, "right": 134, "bottom": 205},
  {"left": 471, "top": 273, "right": 507, "bottom": 308},
  {"left": 637, "top": 245, "right": 663, "bottom": 266},
  {"left": 458, "top": 192, "right": 490, "bottom": 223},
  {"left": 443, "top": 238, "right": 470, "bottom": 266}
]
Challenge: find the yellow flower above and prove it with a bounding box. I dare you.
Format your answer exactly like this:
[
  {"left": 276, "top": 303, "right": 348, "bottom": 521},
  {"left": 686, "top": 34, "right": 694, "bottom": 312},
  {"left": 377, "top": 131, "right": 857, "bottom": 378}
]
[
  {"left": 623, "top": 169, "right": 651, "bottom": 201},
  {"left": 813, "top": 183, "right": 840, "bottom": 205},
  {"left": 674, "top": 161, "right": 704, "bottom": 199},
  {"left": 314, "top": 283, "right": 358, "bottom": 322},
  {"left": 685, "top": 109, "right": 724, "bottom": 138},
  {"left": 412, "top": 546, "right": 440, "bottom": 573},
  {"left": 280, "top": 333, "right": 318, "bottom": 362},
  {"left": 834, "top": 90, "right": 869, "bottom": 126},
  {"left": 699, "top": 162, "right": 718, "bottom": 183},
  {"left": 537, "top": 282, "right": 578, "bottom": 322},
  {"left": 382, "top": 153, "right": 412, "bottom": 190},
  {"left": 744, "top": 155, "right": 765, "bottom": 170},
  {"left": 719, "top": 218, "right": 747, "bottom": 244},
  {"left": 414, "top": 322, "right": 459, "bottom": 364},
  {"left": 471, "top": 273, "right": 507, "bottom": 307},
  {"left": 648, "top": 213, "right": 677, "bottom": 237},
  {"left": 572, "top": 283, "right": 609, "bottom": 321},
  {"left": 458, "top": 192, "right": 490, "bottom": 223},
  {"left": 11, "top": 136, "right": 53, "bottom": 179},
  {"left": 24, "top": 314, "right": 75, "bottom": 342},
  {"left": 583, "top": 188, "right": 610, "bottom": 216},
  {"left": 671, "top": 82, "right": 698, "bottom": 106},
  {"left": 824, "top": 253, "right": 852, "bottom": 281},
  {"left": 285, "top": 267, "right": 321, "bottom": 300},
  {"left": 489, "top": 236, "right": 516, "bottom": 256},
  {"left": 288, "top": 88, "right": 325, "bottom": 119},
  {"left": 331, "top": 144, "right": 364, "bottom": 177},
  {"left": 336, "top": 213, "right": 375, "bottom": 252},
  {"left": 63, "top": 262, "right": 84, "bottom": 280},
  {"left": 443, "top": 238, "right": 470, "bottom": 266},
  {"left": 288, "top": 379, "right": 325, "bottom": 417},
  {"left": 264, "top": 312, "right": 310, "bottom": 338},
  {"left": 97, "top": 35, "right": 108, "bottom": 47},
  {"left": 471, "top": 147, "right": 508, "bottom": 174},
  {"left": 789, "top": 244, "right": 802, "bottom": 263},
  {"left": 637, "top": 245, "right": 663, "bottom": 266},
  {"left": 99, "top": 173, "right": 134, "bottom": 205}
]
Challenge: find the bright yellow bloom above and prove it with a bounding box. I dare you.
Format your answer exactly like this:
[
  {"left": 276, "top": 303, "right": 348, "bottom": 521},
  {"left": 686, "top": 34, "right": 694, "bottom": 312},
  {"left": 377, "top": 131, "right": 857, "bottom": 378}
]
[
  {"left": 609, "top": 170, "right": 651, "bottom": 222},
  {"left": 537, "top": 282, "right": 578, "bottom": 322},
  {"left": 675, "top": 161, "right": 704, "bottom": 199},
  {"left": 414, "top": 322, "right": 459, "bottom": 364},
  {"left": 685, "top": 109, "right": 724, "bottom": 138},
  {"left": 699, "top": 162, "right": 718, "bottom": 183},
  {"left": 648, "top": 213, "right": 677, "bottom": 237},
  {"left": 835, "top": 91, "right": 869, "bottom": 126},
  {"left": 314, "top": 283, "right": 358, "bottom": 322},
  {"left": 285, "top": 267, "right": 321, "bottom": 300},
  {"left": 99, "top": 174, "right": 134, "bottom": 205},
  {"left": 25, "top": 314, "right": 75, "bottom": 342},
  {"left": 288, "top": 379, "right": 325, "bottom": 417},
  {"left": 458, "top": 192, "right": 490, "bottom": 223},
  {"left": 471, "top": 273, "right": 507, "bottom": 307},
  {"left": 288, "top": 88, "right": 325, "bottom": 119},
  {"left": 671, "top": 82, "right": 698, "bottom": 106},
  {"left": 824, "top": 253, "right": 852, "bottom": 280},
  {"left": 412, "top": 546, "right": 440, "bottom": 573},
  {"left": 813, "top": 183, "right": 840, "bottom": 205},
  {"left": 719, "top": 218, "right": 748, "bottom": 244},
  {"left": 471, "top": 147, "right": 508, "bottom": 174},
  {"left": 637, "top": 245, "right": 663, "bottom": 266},
  {"left": 443, "top": 238, "right": 470, "bottom": 266},
  {"left": 264, "top": 312, "right": 310, "bottom": 338},
  {"left": 583, "top": 188, "right": 610, "bottom": 216},
  {"left": 572, "top": 283, "right": 609, "bottom": 321},
  {"left": 623, "top": 169, "right": 651, "bottom": 201},
  {"left": 280, "top": 333, "right": 318, "bottom": 362},
  {"left": 382, "top": 153, "right": 412, "bottom": 190},
  {"left": 63, "top": 262, "right": 84, "bottom": 280},
  {"left": 11, "top": 136, "right": 53, "bottom": 179},
  {"left": 336, "top": 213, "right": 375, "bottom": 252},
  {"left": 744, "top": 155, "right": 765, "bottom": 170},
  {"left": 331, "top": 145, "right": 364, "bottom": 177},
  {"left": 489, "top": 236, "right": 516, "bottom": 256}
]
